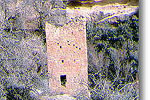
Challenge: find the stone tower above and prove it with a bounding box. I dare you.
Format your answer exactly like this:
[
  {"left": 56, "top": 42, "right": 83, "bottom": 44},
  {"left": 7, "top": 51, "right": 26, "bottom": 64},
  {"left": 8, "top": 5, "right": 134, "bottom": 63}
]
[{"left": 46, "top": 17, "right": 89, "bottom": 97}]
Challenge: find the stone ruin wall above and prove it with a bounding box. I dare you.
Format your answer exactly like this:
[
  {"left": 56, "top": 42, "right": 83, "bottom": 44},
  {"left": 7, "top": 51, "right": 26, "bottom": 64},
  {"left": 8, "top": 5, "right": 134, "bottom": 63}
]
[{"left": 46, "top": 17, "right": 89, "bottom": 97}]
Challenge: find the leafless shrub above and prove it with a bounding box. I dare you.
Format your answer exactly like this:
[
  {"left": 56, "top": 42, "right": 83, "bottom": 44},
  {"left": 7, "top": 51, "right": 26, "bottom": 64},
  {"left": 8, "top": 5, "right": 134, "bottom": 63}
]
[{"left": 0, "top": 29, "right": 49, "bottom": 99}]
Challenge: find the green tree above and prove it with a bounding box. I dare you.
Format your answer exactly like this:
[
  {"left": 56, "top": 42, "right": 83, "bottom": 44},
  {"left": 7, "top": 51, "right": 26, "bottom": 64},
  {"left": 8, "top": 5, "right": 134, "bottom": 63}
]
[{"left": 87, "top": 10, "right": 139, "bottom": 99}]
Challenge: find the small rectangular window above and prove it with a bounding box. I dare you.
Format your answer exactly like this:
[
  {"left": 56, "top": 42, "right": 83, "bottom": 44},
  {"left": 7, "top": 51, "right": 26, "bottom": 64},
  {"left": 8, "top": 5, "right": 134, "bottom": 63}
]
[{"left": 60, "top": 75, "right": 67, "bottom": 87}]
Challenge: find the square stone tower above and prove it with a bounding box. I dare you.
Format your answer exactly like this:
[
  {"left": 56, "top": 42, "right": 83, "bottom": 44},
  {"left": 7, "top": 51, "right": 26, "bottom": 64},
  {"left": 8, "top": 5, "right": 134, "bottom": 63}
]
[{"left": 46, "top": 17, "right": 89, "bottom": 97}]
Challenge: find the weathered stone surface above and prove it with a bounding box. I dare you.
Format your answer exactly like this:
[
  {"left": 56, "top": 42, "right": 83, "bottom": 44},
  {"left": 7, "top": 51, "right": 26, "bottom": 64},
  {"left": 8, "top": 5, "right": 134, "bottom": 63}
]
[{"left": 46, "top": 17, "right": 89, "bottom": 97}]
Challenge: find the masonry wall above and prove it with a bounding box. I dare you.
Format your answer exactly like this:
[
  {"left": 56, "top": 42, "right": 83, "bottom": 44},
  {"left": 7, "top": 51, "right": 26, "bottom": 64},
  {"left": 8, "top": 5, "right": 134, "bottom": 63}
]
[{"left": 46, "top": 18, "right": 89, "bottom": 97}]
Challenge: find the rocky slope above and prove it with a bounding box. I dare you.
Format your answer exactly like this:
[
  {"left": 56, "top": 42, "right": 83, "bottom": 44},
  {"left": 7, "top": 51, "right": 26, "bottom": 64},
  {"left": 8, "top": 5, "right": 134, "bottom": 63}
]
[{"left": 0, "top": 0, "right": 139, "bottom": 99}]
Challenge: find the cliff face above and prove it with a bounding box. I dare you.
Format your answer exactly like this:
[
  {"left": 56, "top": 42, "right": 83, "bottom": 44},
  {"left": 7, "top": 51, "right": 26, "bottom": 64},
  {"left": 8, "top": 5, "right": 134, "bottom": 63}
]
[
  {"left": 0, "top": 0, "right": 138, "bottom": 31},
  {"left": 67, "top": 0, "right": 139, "bottom": 7},
  {"left": 0, "top": 0, "right": 67, "bottom": 30}
]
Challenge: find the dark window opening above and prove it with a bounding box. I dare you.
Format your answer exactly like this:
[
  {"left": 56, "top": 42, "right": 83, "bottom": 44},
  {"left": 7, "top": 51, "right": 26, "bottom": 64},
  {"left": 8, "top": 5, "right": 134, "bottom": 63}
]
[
  {"left": 60, "top": 75, "right": 67, "bottom": 87},
  {"left": 76, "top": 46, "right": 78, "bottom": 48},
  {"left": 60, "top": 46, "right": 62, "bottom": 48},
  {"left": 62, "top": 60, "right": 64, "bottom": 63}
]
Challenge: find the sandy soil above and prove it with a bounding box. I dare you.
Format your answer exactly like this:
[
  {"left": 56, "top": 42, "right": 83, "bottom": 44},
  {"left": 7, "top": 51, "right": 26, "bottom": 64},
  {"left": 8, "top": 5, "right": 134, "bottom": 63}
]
[{"left": 66, "top": 3, "right": 138, "bottom": 22}]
